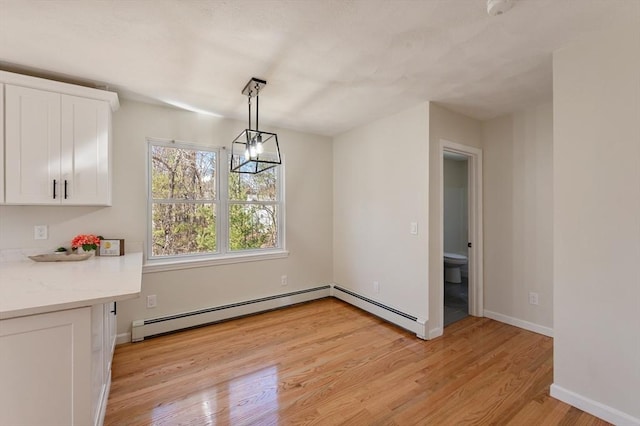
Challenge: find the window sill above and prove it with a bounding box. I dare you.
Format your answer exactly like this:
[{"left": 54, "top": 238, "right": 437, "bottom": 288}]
[{"left": 143, "top": 250, "right": 289, "bottom": 274}]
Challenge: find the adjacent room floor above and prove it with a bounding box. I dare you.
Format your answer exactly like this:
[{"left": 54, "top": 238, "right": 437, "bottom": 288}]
[{"left": 444, "top": 275, "right": 469, "bottom": 327}]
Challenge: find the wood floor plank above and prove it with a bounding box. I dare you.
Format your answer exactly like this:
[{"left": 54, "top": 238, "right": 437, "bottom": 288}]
[{"left": 105, "top": 298, "right": 610, "bottom": 425}]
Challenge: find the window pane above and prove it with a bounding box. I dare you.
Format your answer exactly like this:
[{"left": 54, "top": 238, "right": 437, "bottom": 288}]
[
  {"left": 229, "top": 204, "right": 278, "bottom": 251},
  {"left": 229, "top": 167, "right": 277, "bottom": 201},
  {"left": 152, "top": 145, "right": 216, "bottom": 200},
  {"left": 152, "top": 203, "right": 216, "bottom": 256}
]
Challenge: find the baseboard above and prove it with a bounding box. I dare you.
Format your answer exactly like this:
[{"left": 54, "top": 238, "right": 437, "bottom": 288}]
[
  {"left": 116, "top": 333, "right": 131, "bottom": 345},
  {"left": 125, "top": 284, "right": 429, "bottom": 344},
  {"left": 121, "top": 294, "right": 551, "bottom": 344},
  {"left": 483, "top": 310, "right": 553, "bottom": 337},
  {"left": 428, "top": 326, "right": 443, "bottom": 340},
  {"left": 331, "top": 285, "right": 428, "bottom": 340},
  {"left": 131, "top": 285, "right": 331, "bottom": 341},
  {"left": 550, "top": 384, "right": 640, "bottom": 426}
]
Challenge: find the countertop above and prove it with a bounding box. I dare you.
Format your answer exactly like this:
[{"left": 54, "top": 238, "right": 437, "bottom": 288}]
[{"left": 0, "top": 252, "right": 143, "bottom": 320}]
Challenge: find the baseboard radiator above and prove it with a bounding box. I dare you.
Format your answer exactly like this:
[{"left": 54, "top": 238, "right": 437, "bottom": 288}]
[
  {"left": 131, "top": 285, "right": 331, "bottom": 342},
  {"left": 331, "top": 286, "right": 427, "bottom": 339},
  {"left": 131, "top": 284, "right": 427, "bottom": 342}
]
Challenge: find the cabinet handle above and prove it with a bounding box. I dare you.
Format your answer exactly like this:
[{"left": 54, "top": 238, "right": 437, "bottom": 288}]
[
  {"left": 64, "top": 180, "right": 68, "bottom": 199},
  {"left": 111, "top": 302, "right": 117, "bottom": 315},
  {"left": 53, "top": 180, "right": 57, "bottom": 199}
]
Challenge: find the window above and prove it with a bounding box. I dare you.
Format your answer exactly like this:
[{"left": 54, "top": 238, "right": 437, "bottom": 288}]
[
  {"left": 149, "top": 141, "right": 217, "bottom": 257},
  {"left": 228, "top": 168, "right": 279, "bottom": 251},
  {"left": 148, "top": 139, "right": 284, "bottom": 262}
]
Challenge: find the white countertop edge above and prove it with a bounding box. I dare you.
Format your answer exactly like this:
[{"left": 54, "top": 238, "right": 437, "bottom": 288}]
[{"left": 0, "top": 252, "right": 143, "bottom": 320}]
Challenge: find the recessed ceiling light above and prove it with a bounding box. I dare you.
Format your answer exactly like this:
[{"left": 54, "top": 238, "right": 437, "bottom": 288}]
[{"left": 487, "top": 0, "right": 512, "bottom": 16}]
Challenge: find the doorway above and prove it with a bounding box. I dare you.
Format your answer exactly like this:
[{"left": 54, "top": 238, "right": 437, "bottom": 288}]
[
  {"left": 443, "top": 153, "right": 469, "bottom": 325},
  {"left": 440, "top": 140, "right": 483, "bottom": 327}
]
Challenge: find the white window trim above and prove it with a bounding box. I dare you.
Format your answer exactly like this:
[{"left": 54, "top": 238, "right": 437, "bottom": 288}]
[
  {"left": 146, "top": 138, "right": 286, "bottom": 268},
  {"left": 143, "top": 249, "right": 289, "bottom": 273}
]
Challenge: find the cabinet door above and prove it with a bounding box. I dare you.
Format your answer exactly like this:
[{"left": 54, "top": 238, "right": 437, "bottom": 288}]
[
  {"left": 105, "top": 301, "right": 117, "bottom": 359},
  {"left": 95, "top": 302, "right": 117, "bottom": 426},
  {"left": 5, "top": 85, "right": 61, "bottom": 204},
  {"left": 91, "top": 304, "right": 106, "bottom": 426},
  {"left": 61, "top": 95, "right": 111, "bottom": 205},
  {"left": 0, "top": 307, "right": 92, "bottom": 425}
]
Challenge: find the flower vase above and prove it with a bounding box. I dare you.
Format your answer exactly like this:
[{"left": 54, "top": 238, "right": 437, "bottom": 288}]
[{"left": 76, "top": 247, "right": 94, "bottom": 257}]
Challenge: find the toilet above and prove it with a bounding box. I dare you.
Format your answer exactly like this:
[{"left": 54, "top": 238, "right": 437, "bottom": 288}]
[{"left": 444, "top": 252, "right": 468, "bottom": 283}]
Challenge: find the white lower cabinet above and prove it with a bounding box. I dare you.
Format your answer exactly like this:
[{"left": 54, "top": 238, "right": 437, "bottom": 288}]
[
  {"left": 0, "top": 302, "right": 117, "bottom": 426},
  {"left": 94, "top": 301, "right": 117, "bottom": 425}
]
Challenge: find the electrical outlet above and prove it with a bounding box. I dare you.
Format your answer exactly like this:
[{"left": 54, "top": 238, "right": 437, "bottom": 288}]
[
  {"left": 528, "top": 292, "right": 539, "bottom": 305},
  {"left": 34, "top": 225, "right": 48, "bottom": 240},
  {"left": 147, "top": 295, "right": 157, "bottom": 308},
  {"left": 373, "top": 281, "right": 380, "bottom": 293},
  {"left": 281, "top": 275, "right": 288, "bottom": 286}
]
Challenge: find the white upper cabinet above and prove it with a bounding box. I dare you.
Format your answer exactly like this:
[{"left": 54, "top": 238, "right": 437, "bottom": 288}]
[
  {"left": 1, "top": 71, "right": 118, "bottom": 206},
  {"left": 61, "top": 95, "right": 111, "bottom": 205},
  {"left": 5, "top": 85, "right": 62, "bottom": 204}
]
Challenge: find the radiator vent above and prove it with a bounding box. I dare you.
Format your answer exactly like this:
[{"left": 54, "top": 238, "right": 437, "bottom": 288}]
[
  {"left": 132, "top": 284, "right": 427, "bottom": 342},
  {"left": 132, "top": 286, "right": 330, "bottom": 341},
  {"left": 331, "top": 285, "right": 426, "bottom": 339},
  {"left": 332, "top": 286, "right": 418, "bottom": 321}
]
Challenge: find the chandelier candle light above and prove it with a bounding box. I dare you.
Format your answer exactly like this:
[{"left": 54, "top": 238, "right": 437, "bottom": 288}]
[{"left": 230, "top": 77, "right": 282, "bottom": 174}]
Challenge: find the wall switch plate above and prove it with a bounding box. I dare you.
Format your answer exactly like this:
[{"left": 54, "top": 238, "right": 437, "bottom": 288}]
[
  {"left": 373, "top": 281, "right": 380, "bottom": 293},
  {"left": 34, "top": 225, "right": 48, "bottom": 240},
  {"left": 147, "top": 295, "right": 157, "bottom": 308},
  {"left": 528, "top": 292, "right": 539, "bottom": 305},
  {"left": 281, "top": 275, "right": 288, "bottom": 286},
  {"left": 410, "top": 222, "right": 418, "bottom": 235}
]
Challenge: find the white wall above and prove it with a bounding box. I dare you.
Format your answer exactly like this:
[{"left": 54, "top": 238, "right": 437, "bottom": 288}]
[
  {"left": 0, "top": 99, "right": 334, "bottom": 337},
  {"left": 443, "top": 158, "right": 468, "bottom": 256},
  {"left": 552, "top": 21, "right": 640, "bottom": 423},
  {"left": 482, "top": 103, "right": 553, "bottom": 332},
  {"left": 333, "top": 103, "right": 429, "bottom": 321},
  {"left": 428, "top": 103, "right": 482, "bottom": 335}
]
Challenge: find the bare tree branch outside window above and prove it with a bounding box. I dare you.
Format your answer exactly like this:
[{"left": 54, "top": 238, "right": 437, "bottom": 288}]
[
  {"left": 228, "top": 165, "right": 278, "bottom": 250},
  {"left": 151, "top": 145, "right": 216, "bottom": 256},
  {"left": 149, "top": 142, "right": 282, "bottom": 258}
]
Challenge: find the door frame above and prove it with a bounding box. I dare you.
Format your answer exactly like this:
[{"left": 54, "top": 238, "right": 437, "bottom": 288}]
[{"left": 440, "top": 139, "right": 484, "bottom": 320}]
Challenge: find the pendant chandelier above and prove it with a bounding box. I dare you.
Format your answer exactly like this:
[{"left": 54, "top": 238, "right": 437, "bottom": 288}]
[{"left": 230, "top": 77, "right": 282, "bottom": 174}]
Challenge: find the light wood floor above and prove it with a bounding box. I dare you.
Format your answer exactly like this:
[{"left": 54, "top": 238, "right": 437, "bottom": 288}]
[{"left": 105, "top": 298, "right": 609, "bottom": 425}]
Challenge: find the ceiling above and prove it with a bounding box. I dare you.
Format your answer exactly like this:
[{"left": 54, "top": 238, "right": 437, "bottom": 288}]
[{"left": 0, "top": 0, "right": 638, "bottom": 136}]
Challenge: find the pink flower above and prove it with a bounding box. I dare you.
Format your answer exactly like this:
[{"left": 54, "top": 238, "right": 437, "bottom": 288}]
[{"left": 71, "top": 234, "right": 102, "bottom": 251}]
